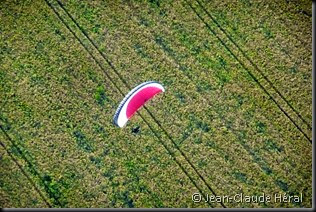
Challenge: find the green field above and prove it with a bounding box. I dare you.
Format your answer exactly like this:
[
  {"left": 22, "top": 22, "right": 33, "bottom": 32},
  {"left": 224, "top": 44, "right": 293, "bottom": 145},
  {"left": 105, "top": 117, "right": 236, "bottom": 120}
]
[{"left": 0, "top": 0, "right": 312, "bottom": 208}]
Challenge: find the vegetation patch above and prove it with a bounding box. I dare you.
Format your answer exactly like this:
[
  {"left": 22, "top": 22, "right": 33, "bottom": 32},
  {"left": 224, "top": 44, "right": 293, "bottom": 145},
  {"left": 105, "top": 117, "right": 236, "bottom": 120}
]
[
  {"left": 94, "top": 85, "right": 107, "bottom": 106},
  {"left": 73, "top": 130, "right": 94, "bottom": 153}
]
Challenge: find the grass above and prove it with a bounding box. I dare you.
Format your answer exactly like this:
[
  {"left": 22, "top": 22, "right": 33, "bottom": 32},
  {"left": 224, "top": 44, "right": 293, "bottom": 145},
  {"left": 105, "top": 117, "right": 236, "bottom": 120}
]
[{"left": 0, "top": 0, "right": 312, "bottom": 208}]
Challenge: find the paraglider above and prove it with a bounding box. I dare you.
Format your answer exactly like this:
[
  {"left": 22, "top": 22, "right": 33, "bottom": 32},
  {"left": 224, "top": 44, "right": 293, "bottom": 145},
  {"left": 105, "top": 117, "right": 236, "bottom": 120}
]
[{"left": 113, "top": 81, "right": 165, "bottom": 128}]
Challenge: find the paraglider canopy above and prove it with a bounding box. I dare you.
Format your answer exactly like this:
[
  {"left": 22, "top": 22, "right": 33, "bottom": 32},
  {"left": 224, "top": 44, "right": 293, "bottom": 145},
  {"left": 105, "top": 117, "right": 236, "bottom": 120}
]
[{"left": 113, "top": 81, "right": 165, "bottom": 128}]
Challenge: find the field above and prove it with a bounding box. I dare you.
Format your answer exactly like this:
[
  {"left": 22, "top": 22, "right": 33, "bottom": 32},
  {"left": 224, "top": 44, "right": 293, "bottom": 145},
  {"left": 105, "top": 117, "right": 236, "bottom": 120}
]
[{"left": 0, "top": 0, "right": 312, "bottom": 208}]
